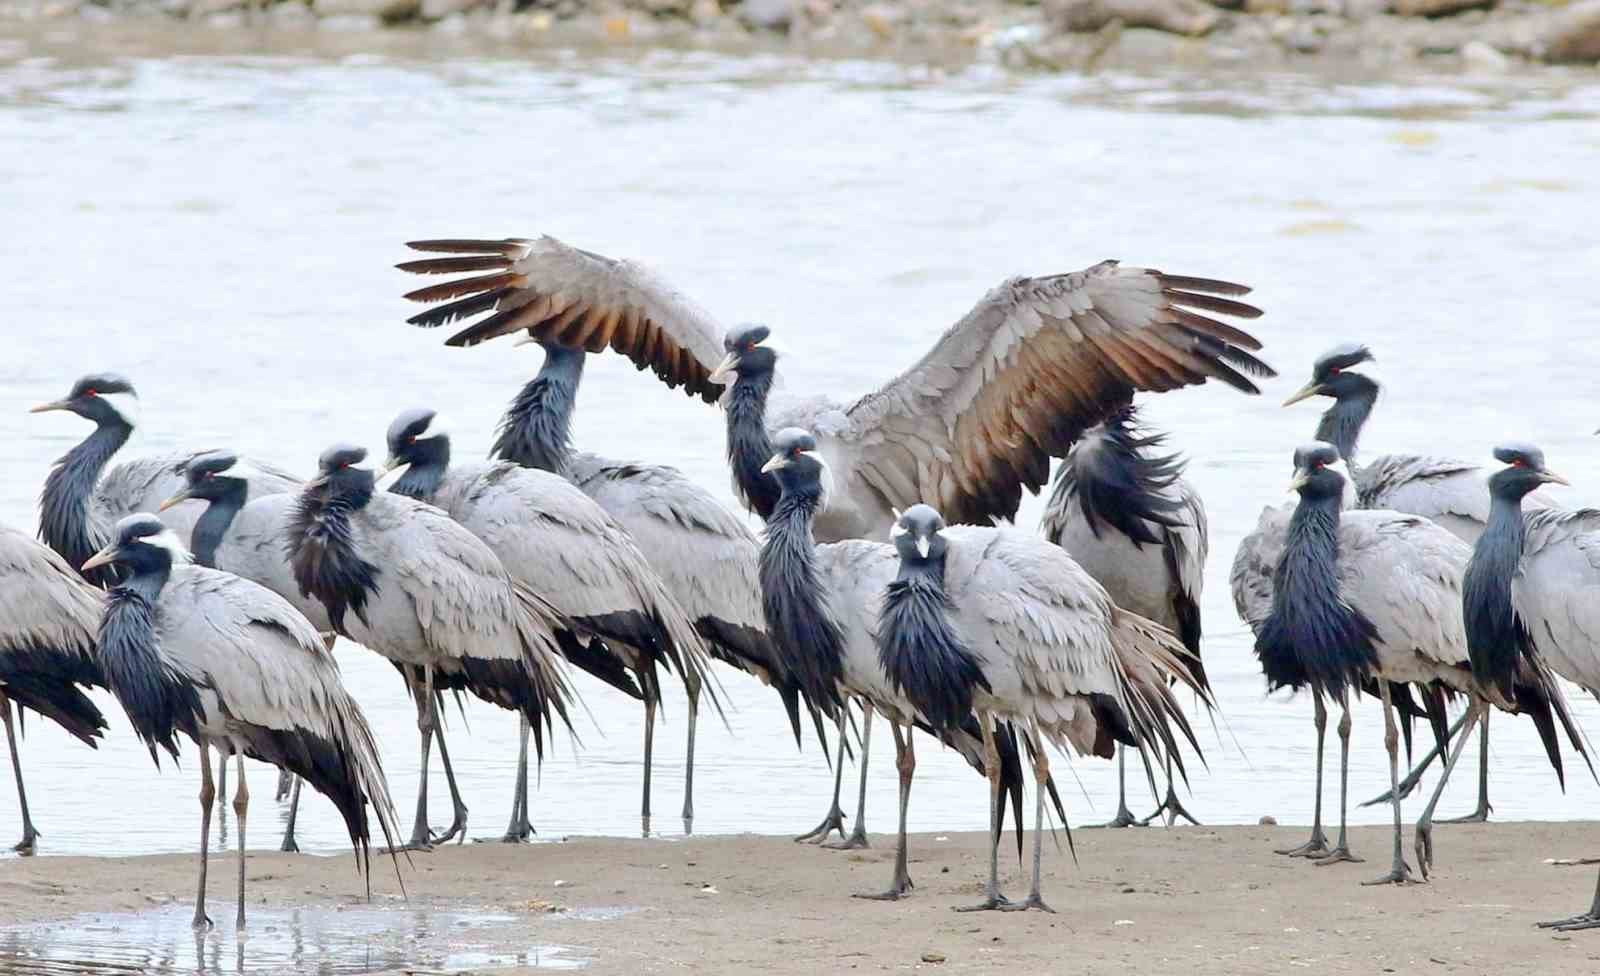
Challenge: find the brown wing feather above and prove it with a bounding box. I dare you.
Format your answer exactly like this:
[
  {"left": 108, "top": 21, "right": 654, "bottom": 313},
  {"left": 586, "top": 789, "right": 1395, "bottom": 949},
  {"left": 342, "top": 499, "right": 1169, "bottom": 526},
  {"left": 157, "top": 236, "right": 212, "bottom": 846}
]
[
  {"left": 397, "top": 236, "right": 727, "bottom": 403},
  {"left": 839, "top": 261, "right": 1274, "bottom": 525}
]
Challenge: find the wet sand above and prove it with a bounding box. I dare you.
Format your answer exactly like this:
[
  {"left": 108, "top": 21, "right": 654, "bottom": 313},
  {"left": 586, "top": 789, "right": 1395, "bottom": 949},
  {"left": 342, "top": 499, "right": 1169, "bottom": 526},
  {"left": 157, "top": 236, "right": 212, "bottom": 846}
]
[{"left": 3, "top": 823, "right": 1600, "bottom": 973}]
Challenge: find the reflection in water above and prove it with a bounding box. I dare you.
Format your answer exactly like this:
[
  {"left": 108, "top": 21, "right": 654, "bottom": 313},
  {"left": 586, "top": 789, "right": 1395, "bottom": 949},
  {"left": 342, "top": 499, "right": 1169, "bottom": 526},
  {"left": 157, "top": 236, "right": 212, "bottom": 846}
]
[{"left": 0, "top": 905, "right": 588, "bottom": 974}]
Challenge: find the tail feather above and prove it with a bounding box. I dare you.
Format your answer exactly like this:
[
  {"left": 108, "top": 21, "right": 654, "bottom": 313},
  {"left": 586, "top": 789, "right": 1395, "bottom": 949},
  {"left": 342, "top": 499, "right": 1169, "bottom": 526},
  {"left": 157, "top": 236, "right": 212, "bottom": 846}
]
[
  {"left": 1107, "top": 609, "right": 1212, "bottom": 786},
  {"left": 510, "top": 583, "right": 580, "bottom": 758}
]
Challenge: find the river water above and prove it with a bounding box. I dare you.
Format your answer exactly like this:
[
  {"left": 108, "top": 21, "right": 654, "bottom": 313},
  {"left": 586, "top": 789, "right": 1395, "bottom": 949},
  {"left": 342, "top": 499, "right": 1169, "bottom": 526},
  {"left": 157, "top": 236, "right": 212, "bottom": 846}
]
[{"left": 2, "top": 26, "right": 1600, "bottom": 858}]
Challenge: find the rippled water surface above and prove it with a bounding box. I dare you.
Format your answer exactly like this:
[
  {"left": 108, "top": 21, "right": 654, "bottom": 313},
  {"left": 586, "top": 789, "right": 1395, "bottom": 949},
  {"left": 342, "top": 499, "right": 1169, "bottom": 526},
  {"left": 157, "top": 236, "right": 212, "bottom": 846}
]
[{"left": 2, "top": 27, "right": 1600, "bottom": 859}]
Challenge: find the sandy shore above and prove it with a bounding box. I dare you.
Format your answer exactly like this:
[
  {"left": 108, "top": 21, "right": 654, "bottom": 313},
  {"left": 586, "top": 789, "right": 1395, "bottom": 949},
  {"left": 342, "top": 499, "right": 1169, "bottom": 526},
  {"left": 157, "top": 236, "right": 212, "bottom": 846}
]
[{"left": 3, "top": 823, "right": 1600, "bottom": 973}]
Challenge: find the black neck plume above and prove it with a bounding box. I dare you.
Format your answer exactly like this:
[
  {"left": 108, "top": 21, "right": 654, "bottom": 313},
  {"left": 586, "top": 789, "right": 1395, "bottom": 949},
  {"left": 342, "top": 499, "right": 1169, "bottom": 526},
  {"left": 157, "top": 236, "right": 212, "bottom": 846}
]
[
  {"left": 1463, "top": 495, "right": 1532, "bottom": 702},
  {"left": 1314, "top": 380, "right": 1378, "bottom": 465},
  {"left": 1051, "top": 405, "right": 1186, "bottom": 548},
  {"left": 726, "top": 370, "right": 779, "bottom": 520},
  {"left": 40, "top": 420, "right": 132, "bottom": 587},
  {"left": 1255, "top": 494, "right": 1378, "bottom": 697},
  {"left": 877, "top": 557, "right": 989, "bottom": 732},
  {"left": 287, "top": 479, "right": 381, "bottom": 637},
  {"left": 759, "top": 483, "right": 845, "bottom": 716},
  {"left": 492, "top": 346, "right": 585, "bottom": 475},
  {"left": 190, "top": 477, "right": 247, "bottom": 569},
  {"left": 98, "top": 562, "right": 202, "bottom": 766}
]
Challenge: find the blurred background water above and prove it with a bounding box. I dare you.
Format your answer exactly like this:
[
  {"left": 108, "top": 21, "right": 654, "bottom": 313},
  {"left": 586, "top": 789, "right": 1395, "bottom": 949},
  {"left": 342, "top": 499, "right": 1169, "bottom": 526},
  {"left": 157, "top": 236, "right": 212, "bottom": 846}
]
[{"left": 2, "top": 34, "right": 1599, "bottom": 856}]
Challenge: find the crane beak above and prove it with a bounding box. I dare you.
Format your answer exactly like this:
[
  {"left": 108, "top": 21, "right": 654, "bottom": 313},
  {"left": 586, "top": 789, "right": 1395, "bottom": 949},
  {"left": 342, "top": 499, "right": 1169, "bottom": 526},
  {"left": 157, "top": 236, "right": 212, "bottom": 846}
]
[
  {"left": 157, "top": 488, "right": 191, "bottom": 513},
  {"left": 708, "top": 352, "right": 739, "bottom": 386},
  {"left": 28, "top": 399, "right": 70, "bottom": 414},
  {"left": 81, "top": 543, "right": 119, "bottom": 573},
  {"left": 377, "top": 457, "right": 405, "bottom": 478},
  {"left": 1281, "top": 382, "right": 1322, "bottom": 407},
  {"left": 1288, "top": 470, "right": 1311, "bottom": 493},
  {"left": 916, "top": 536, "right": 931, "bottom": 559},
  {"left": 1540, "top": 470, "right": 1571, "bottom": 486},
  {"left": 760, "top": 452, "right": 789, "bottom": 474}
]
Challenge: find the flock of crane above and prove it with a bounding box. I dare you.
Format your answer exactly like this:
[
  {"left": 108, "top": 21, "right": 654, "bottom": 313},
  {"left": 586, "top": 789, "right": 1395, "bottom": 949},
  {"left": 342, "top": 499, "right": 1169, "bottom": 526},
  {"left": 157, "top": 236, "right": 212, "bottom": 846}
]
[{"left": 3, "top": 234, "right": 1599, "bottom": 935}]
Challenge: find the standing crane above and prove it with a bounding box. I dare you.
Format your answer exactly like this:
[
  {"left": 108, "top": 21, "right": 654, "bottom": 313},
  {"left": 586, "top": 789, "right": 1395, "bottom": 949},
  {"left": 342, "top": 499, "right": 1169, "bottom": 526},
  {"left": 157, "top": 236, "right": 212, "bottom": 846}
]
[
  {"left": 284, "top": 444, "right": 575, "bottom": 850},
  {"left": 82, "top": 514, "right": 399, "bottom": 930},
  {"left": 0, "top": 524, "right": 106, "bottom": 854},
  {"left": 1040, "top": 404, "right": 1207, "bottom": 827}
]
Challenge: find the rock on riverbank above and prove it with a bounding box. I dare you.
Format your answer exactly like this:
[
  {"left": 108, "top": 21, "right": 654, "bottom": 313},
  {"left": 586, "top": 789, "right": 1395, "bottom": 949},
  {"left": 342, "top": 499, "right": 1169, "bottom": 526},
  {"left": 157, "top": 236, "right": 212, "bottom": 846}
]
[{"left": 2, "top": 0, "right": 1598, "bottom": 70}]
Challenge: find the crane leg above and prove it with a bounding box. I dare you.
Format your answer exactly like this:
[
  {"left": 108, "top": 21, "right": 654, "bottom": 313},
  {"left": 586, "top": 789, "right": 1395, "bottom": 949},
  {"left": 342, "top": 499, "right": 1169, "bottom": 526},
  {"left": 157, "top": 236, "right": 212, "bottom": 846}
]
[
  {"left": 232, "top": 753, "right": 251, "bottom": 927},
  {"left": 193, "top": 740, "right": 215, "bottom": 932},
  {"left": 795, "top": 709, "right": 848, "bottom": 843},
  {"left": 1278, "top": 691, "right": 1330, "bottom": 857},
  {"left": 279, "top": 776, "right": 302, "bottom": 853},
  {"left": 826, "top": 702, "right": 872, "bottom": 850},
  {"left": 1541, "top": 869, "right": 1600, "bottom": 931},
  {"left": 1138, "top": 751, "right": 1201, "bottom": 827},
  {"left": 2, "top": 695, "right": 40, "bottom": 855},
  {"left": 500, "top": 716, "right": 532, "bottom": 843},
  {"left": 955, "top": 712, "right": 1013, "bottom": 912},
  {"left": 1362, "top": 709, "right": 1472, "bottom": 808},
  {"left": 216, "top": 750, "right": 229, "bottom": 849},
  {"left": 407, "top": 668, "right": 437, "bottom": 851},
  {"left": 1438, "top": 712, "right": 1493, "bottom": 824},
  {"left": 1314, "top": 692, "right": 1363, "bottom": 866},
  {"left": 1362, "top": 682, "right": 1415, "bottom": 885},
  {"left": 1086, "top": 747, "right": 1141, "bottom": 829},
  {"left": 275, "top": 769, "right": 294, "bottom": 803},
  {"left": 1001, "top": 722, "right": 1055, "bottom": 913},
  {"left": 427, "top": 709, "right": 469, "bottom": 845},
  {"left": 682, "top": 672, "right": 699, "bottom": 830},
  {"left": 1413, "top": 703, "right": 1482, "bottom": 881},
  {"left": 641, "top": 695, "right": 656, "bottom": 837},
  {"left": 856, "top": 720, "right": 914, "bottom": 900}
]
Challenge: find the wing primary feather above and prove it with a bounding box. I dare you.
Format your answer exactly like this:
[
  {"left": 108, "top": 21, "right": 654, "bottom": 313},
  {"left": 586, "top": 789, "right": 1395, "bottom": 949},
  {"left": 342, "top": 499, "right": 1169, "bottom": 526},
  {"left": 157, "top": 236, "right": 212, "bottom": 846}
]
[
  {"left": 406, "top": 239, "right": 521, "bottom": 254},
  {"left": 396, "top": 255, "right": 512, "bottom": 275},
  {"left": 1168, "top": 307, "right": 1267, "bottom": 352},
  {"left": 1162, "top": 289, "right": 1264, "bottom": 320},
  {"left": 407, "top": 287, "right": 512, "bottom": 329},
  {"left": 403, "top": 271, "right": 523, "bottom": 304},
  {"left": 1154, "top": 274, "right": 1254, "bottom": 298}
]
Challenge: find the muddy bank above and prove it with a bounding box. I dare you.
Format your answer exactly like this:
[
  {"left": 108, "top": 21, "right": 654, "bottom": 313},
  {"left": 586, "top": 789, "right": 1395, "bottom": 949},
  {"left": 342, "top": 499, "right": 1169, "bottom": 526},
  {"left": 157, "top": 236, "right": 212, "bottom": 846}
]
[
  {"left": 3, "top": 824, "right": 1600, "bottom": 974},
  {"left": 2, "top": 0, "right": 1599, "bottom": 74}
]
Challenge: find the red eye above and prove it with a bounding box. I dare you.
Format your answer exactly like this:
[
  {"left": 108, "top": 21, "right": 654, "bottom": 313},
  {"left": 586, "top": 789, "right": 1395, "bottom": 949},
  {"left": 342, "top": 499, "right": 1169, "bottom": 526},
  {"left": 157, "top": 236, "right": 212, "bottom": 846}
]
[
  {"left": 1510, "top": 459, "right": 1525, "bottom": 467},
  {"left": 1328, "top": 368, "right": 1340, "bottom": 376},
  {"left": 84, "top": 388, "right": 98, "bottom": 397},
  {"left": 408, "top": 436, "right": 417, "bottom": 444}
]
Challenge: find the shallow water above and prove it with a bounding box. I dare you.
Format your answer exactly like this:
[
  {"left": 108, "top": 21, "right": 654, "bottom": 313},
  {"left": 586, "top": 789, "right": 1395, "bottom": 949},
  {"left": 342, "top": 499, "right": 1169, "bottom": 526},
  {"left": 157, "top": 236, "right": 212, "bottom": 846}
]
[
  {"left": 2, "top": 28, "right": 1600, "bottom": 859},
  {"left": 0, "top": 904, "right": 587, "bottom": 973}
]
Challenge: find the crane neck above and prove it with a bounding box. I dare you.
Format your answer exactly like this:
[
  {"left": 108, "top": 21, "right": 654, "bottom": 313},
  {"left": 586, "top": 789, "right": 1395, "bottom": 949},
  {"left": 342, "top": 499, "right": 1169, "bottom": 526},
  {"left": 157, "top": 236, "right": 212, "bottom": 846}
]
[
  {"left": 287, "top": 476, "right": 380, "bottom": 637},
  {"left": 759, "top": 484, "right": 845, "bottom": 717},
  {"left": 99, "top": 566, "right": 202, "bottom": 765},
  {"left": 1463, "top": 494, "right": 1531, "bottom": 701},
  {"left": 189, "top": 476, "right": 248, "bottom": 569},
  {"left": 1051, "top": 404, "right": 1185, "bottom": 548},
  {"left": 493, "top": 345, "right": 585, "bottom": 476},
  {"left": 877, "top": 556, "right": 988, "bottom": 733},
  {"left": 40, "top": 419, "right": 132, "bottom": 586},
  {"left": 1254, "top": 493, "right": 1377, "bottom": 697},
  {"left": 1314, "top": 381, "right": 1378, "bottom": 466},
  {"left": 389, "top": 438, "right": 450, "bottom": 502},
  {"left": 725, "top": 370, "right": 779, "bottom": 521}
]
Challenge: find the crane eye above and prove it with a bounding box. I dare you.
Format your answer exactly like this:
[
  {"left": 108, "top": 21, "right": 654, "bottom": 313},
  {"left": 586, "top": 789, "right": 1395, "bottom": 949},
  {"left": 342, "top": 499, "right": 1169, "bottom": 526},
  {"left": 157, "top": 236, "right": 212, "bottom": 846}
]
[
  {"left": 84, "top": 388, "right": 98, "bottom": 397},
  {"left": 408, "top": 436, "right": 417, "bottom": 444},
  {"left": 1509, "top": 458, "right": 1525, "bottom": 467}
]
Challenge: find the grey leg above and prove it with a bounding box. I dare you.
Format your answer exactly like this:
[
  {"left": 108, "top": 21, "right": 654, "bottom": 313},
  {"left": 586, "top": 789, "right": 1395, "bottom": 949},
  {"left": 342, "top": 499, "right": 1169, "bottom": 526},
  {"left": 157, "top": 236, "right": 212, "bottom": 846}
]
[
  {"left": 1314, "top": 693, "right": 1363, "bottom": 866},
  {"left": 216, "top": 750, "right": 229, "bottom": 849},
  {"left": 2, "top": 695, "right": 39, "bottom": 854},
  {"left": 279, "top": 776, "right": 302, "bottom": 853},
  {"left": 855, "top": 721, "right": 914, "bottom": 900},
  {"left": 1414, "top": 704, "right": 1482, "bottom": 880},
  {"left": 1439, "top": 711, "right": 1493, "bottom": 824},
  {"left": 1139, "top": 751, "right": 1201, "bottom": 827},
  {"left": 1362, "top": 682, "right": 1415, "bottom": 885},
  {"left": 826, "top": 702, "right": 872, "bottom": 850},
  {"left": 1363, "top": 710, "right": 1472, "bottom": 808},
  {"left": 1541, "top": 868, "right": 1600, "bottom": 931},
  {"left": 500, "top": 715, "right": 531, "bottom": 843},
  {"left": 641, "top": 695, "right": 656, "bottom": 836},
  {"left": 1278, "top": 691, "right": 1331, "bottom": 857},
  {"left": 1001, "top": 723, "right": 1056, "bottom": 913},
  {"left": 1087, "top": 747, "right": 1141, "bottom": 829},
  {"left": 275, "top": 768, "right": 294, "bottom": 803},
  {"left": 795, "top": 709, "right": 849, "bottom": 843},
  {"left": 407, "top": 668, "right": 436, "bottom": 851},
  {"left": 232, "top": 754, "right": 250, "bottom": 928},
  {"left": 682, "top": 672, "right": 699, "bottom": 830},
  {"left": 955, "top": 712, "right": 1012, "bottom": 912},
  {"left": 194, "top": 740, "right": 215, "bottom": 931},
  {"left": 429, "top": 707, "right": 469, "bottom": 845}
]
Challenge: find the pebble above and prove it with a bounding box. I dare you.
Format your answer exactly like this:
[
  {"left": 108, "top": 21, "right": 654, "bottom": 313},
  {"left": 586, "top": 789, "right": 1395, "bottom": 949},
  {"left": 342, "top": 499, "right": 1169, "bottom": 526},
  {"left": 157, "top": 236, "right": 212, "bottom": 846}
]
[
  {"left": 921, "top": 951, "right": 947, "bottom": 963},
  {"left": 1258, "top": 815, "right": 1278, "bottom": 826}
]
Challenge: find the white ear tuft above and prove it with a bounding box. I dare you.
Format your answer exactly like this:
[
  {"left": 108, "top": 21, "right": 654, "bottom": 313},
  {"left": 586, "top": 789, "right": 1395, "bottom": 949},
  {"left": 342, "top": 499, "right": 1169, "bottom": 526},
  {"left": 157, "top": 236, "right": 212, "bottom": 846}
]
[
  {"left": 100, "top": 390, "right": 141, "bottom": 429},
  {"left": 149, "top": 527, "right": 193, "bottom": 564}
]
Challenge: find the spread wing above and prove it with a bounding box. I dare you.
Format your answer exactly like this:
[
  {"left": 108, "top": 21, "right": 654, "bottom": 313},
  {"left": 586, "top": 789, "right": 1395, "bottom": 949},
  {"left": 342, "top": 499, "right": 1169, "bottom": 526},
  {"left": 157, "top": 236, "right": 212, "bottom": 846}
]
[
  {"left": 836, "top": 262, "right": 1274, "bottom": 526},
  {"left": 398, "top": 236, "right": 726, "bottom": 403}
]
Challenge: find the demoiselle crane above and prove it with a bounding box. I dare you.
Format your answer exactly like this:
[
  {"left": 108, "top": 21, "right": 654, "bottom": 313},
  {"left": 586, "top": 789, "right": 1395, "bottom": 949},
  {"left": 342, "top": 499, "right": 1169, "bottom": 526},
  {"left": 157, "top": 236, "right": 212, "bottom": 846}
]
[
  {"left": 1040, "top": 404, "right": 1207, "bottom": 828},
  {"left": 381, "top": 407, "right": 724, "bottom": 838},
  {"left": 82, "top": 514, "right": 399, "bottom": 930},
  {"left": 395, "top": 235, "right": 1274, "bottom": 543},
  {"left": 284, "top": 444, "right": 576, "bottom": 850},
  {"left": 0, "top": 524, "right": 106, "bottom": 853}
]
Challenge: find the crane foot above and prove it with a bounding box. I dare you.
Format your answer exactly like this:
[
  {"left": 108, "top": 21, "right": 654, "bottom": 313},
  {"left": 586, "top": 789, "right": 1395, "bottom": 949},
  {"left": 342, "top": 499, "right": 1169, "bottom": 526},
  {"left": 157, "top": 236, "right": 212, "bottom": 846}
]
[
  {"left": 1313, "top": 846, "right": 1364, "bottom": 867},
  {"left": 999, "top": 894, "right": 1055, "bottom": 914}
]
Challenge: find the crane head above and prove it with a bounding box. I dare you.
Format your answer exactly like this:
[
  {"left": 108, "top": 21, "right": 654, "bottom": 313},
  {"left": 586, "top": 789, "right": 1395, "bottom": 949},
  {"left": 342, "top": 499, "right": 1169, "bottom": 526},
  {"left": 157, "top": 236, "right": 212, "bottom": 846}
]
[
  {"left": 890, "top": 504, "right": 948, "bottom": 563},
  {"left": 30, "top": 372, "right": 141, "bottom": 429},
  {"left": 1282, "top": 344, "right": 1376, "bottom": 407},
  {"left": 710, "top": 323, "right": 779, "bottom": 387}
]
